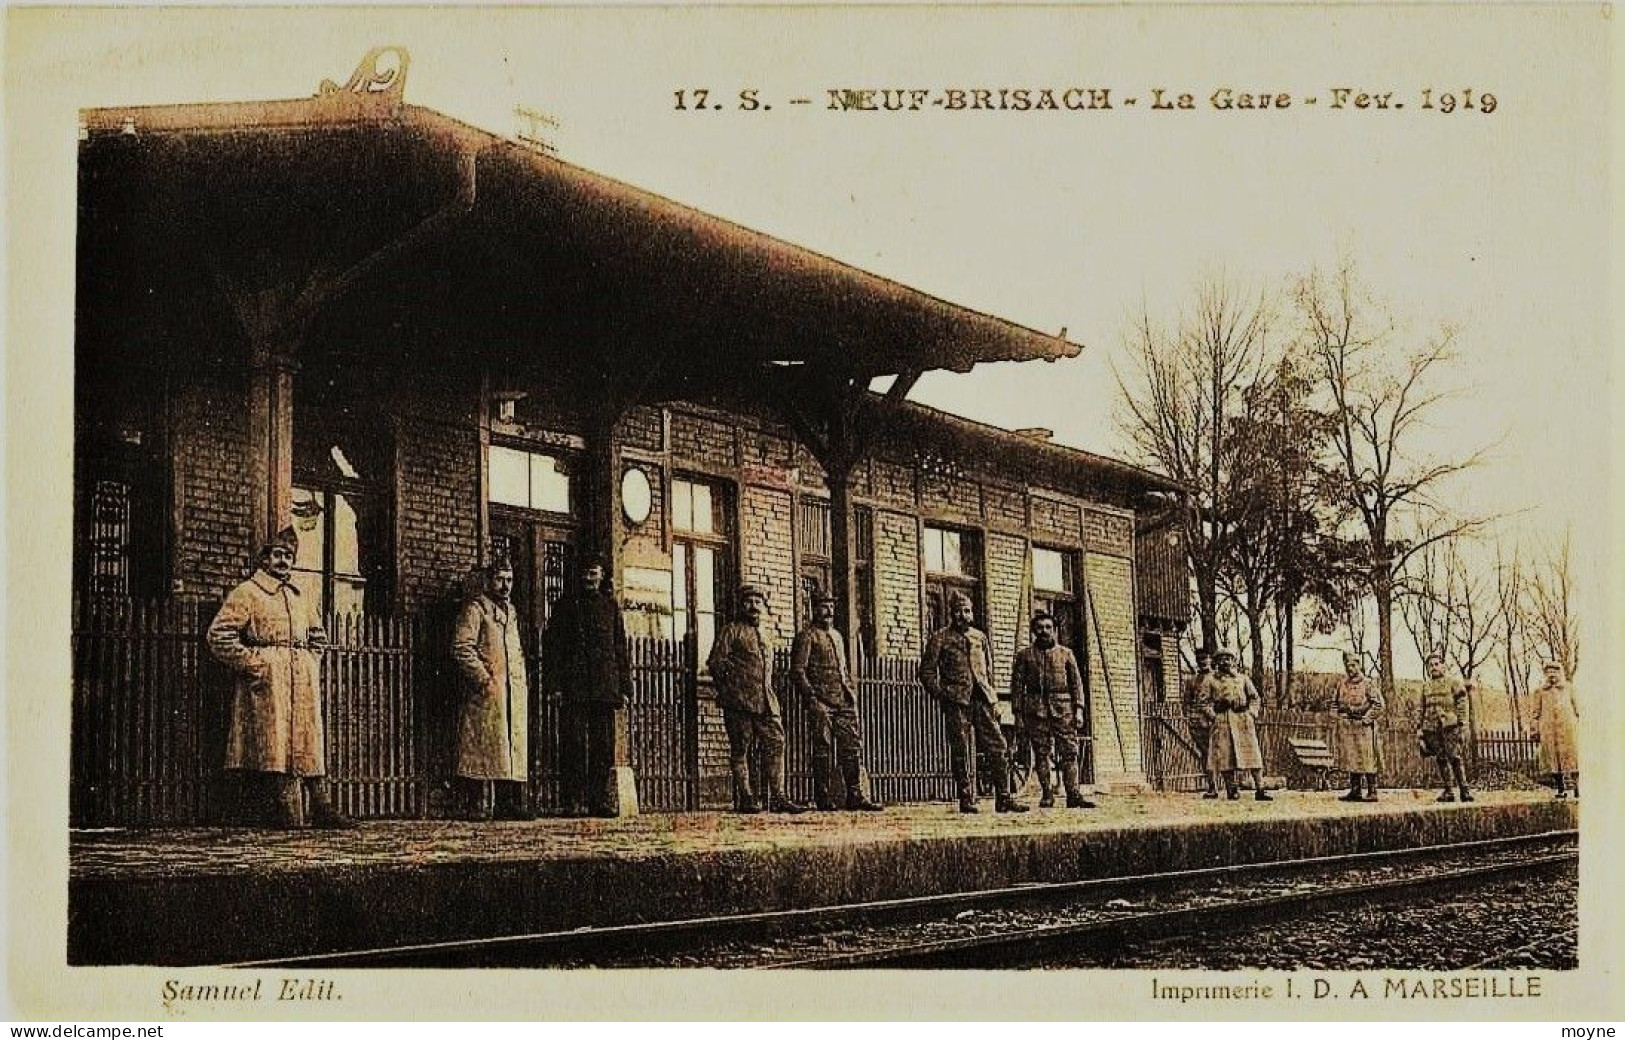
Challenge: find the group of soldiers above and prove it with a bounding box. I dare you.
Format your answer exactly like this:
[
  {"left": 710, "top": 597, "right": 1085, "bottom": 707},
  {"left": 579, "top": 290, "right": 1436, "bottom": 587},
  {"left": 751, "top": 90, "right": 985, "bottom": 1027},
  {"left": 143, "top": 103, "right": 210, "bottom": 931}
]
[
  {"left": 205, "top": 528, "right": 1580, "bottom": 827},
  {"left": 1180, "top": 645, "right": 1582, "bottom": 803}
]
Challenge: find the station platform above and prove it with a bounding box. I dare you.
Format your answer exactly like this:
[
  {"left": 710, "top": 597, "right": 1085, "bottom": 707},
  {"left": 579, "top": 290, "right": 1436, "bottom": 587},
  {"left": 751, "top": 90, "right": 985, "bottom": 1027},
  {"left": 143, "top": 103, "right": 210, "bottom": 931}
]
[{"left": 69, "top": 789, "right": 1577, "bottom": 965}]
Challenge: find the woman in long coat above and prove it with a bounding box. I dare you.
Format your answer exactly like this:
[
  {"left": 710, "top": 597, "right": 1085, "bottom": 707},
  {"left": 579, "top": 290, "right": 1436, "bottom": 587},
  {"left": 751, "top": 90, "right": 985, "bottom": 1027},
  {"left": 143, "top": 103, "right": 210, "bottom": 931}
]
[
  {"left": 1204, "top": 650, "right": 1271, "bottom": 801},
  {"left": 450, "top": 561, "right": 531, "bottom": 819},
  {"left": 1332, "top": 652, "right": 1384, "bottom": 802},
  {"left": 1531, "top": 661, "right": 1581, "bottom": 798}
]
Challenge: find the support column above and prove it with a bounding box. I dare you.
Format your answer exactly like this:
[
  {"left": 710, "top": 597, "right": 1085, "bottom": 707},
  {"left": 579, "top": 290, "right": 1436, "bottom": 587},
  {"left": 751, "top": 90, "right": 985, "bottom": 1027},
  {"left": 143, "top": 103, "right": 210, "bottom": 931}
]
[
  {"left": 247, "top": 341, "right": 297, "bottom": 547},
  {"left": 827, "top": 457, "right": 861, "bottom": 663},
  {"left": 586, "top": 407, "right": 639, "bottom": 816}
]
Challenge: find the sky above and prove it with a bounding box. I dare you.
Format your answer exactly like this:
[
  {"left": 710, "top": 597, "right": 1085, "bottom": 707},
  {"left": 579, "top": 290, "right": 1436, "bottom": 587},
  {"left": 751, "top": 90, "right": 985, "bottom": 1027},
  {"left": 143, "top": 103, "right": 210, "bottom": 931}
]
[{"left": 10, "top": 5, "right": 1613, "bottom": 678}]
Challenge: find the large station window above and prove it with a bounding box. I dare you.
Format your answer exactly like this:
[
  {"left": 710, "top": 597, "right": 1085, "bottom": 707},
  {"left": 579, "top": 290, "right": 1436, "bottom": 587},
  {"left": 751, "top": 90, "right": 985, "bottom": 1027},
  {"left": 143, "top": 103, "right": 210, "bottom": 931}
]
[
  {"left": 290, "top": 483, "right": 378, "bottom": 618},
  {"left": 489, "top": 445, "right": 572, "bottom": 514},
  {"left": 1031, "top": 545, "right": 1082, "bottom": 652},
  {"left": 923, "top": 524, "right": 982, "bottom": 634},
  {"left": 795, "top": 498, "right": 876, "bottom": 654},
  {"left": 671, "top": 476, "right": 731, "bottom": 665}
]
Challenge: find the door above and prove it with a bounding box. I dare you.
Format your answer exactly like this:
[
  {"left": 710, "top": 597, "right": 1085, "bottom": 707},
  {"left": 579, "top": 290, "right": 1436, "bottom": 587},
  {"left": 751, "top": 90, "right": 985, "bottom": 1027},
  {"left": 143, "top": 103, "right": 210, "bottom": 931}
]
[{"left": 489, "top": 515, "right": 573, "bottom": 809}]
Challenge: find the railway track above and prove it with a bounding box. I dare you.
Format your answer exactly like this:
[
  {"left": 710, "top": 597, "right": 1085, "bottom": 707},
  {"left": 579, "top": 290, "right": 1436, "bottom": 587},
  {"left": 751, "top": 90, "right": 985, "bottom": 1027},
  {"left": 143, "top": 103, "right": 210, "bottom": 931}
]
[{"left": 233, "top": 829, "right": 1576, "bottom": 969}]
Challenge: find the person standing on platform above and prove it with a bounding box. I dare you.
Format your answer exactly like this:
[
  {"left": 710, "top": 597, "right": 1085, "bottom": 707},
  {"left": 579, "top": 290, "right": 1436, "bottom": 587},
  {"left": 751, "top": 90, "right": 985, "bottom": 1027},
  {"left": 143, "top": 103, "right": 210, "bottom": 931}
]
[
  {"left": 1332, "top": 651, "right": 1384, "bottom": 803},
  {"left": 206, "top": 525, "right": 354, "bottom": 829},
  {"left": 790, "top": 590, "right": 884, "bottom": 812},
  {"left": 1531, "top": 661, "right": 1581, "bottom": 799},
  {"left": 1010, "top": 612, "right": 1095, "bottom": 809},
  {"left": 1204, "top": 649, "right": 1271, "bottom": 801},
  {"left": 1183, "top": 647, "right": 1220, "bottom": 798},
  {"left": 545, "top": 557, "right": 632, "bottom": 818},
  {"left": 1418, "top": 653, "right": 1474, "bottom": 803},
  {"left": 449, "top": 558, "right": 532, "bottom": 821},
  {"left": 709, "top": 585, "right": 807, "bottom": 814},
  {"left": 919, "top": 591, "right": 1030, "bottom": 815}
]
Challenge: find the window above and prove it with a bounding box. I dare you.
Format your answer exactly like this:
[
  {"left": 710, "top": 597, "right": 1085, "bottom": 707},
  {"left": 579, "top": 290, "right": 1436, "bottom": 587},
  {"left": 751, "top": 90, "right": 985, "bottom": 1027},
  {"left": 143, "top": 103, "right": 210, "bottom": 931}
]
[
  {"left": 489, "top": 445, "right": 572, "bottom": 514},
  {"left": 794, "top": 498, "right": 876, "bottom": 654},
  {"left": 671, "top": 477, "right": 730, "bottom": 664},
  {"left": 923, "top": 524, "right": 982, "bottom": 635},
  {"left": 290, "top": 486, "right": 373, "bottom": 618},
  {"left": 1031, "top": 545, "right": 1082, "bottom": 653}
]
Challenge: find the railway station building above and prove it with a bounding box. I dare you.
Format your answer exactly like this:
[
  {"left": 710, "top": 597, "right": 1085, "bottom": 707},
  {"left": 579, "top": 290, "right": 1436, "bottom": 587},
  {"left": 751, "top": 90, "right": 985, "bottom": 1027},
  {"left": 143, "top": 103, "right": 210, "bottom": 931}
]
[{"left": 71, "top": 52, "right": 1189, "bottom": 823}]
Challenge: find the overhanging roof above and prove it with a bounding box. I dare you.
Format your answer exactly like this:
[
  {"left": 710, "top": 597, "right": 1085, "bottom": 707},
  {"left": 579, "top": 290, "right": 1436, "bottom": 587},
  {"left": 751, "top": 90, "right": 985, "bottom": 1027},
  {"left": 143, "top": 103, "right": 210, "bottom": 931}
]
[{"left": 81, "top": 88, "right": 1082, "bottom": 382}]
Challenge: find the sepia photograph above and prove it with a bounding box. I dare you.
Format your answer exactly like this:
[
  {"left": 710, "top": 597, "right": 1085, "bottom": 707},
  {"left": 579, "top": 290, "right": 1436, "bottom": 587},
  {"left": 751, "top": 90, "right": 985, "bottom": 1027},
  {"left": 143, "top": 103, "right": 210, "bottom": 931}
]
[{"left": 4, "top": 3, "right": 1621, "bottom": 1022}]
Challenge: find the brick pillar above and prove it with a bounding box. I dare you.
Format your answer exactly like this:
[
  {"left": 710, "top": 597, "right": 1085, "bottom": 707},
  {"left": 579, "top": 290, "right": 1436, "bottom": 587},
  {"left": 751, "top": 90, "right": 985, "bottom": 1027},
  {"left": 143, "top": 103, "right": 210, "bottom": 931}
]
[{"left": 246, "top": 342, "right": 296, "bottom": 547}]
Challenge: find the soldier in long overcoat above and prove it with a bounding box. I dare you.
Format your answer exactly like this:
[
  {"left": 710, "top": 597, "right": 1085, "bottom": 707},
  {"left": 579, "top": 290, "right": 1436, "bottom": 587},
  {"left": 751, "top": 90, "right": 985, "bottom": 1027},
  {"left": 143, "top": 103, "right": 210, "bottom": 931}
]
[
  {"left": 919, "top": 591, "right": 1029, "bottom": 814},
  {"left": 709, "top": 585, "right": 807, "bottom": 814},
  {"left": 1531, "top": 661, "right": 1580, "bottom": 799},
  {"left": 1182, "top": 647, "right": 1219, "bottom": 798},
  {"left": 790, "top": 589, "right": 883, "bottom": 812},
  {"left": 1418, "top": 653, "right": 1474, "bottom": 803},
  {"left": 1203, "top": 649, "right": 1271, "bottom": 801},
  {"left": 450, "top": 558, "right": 531, "bottom": 820},
  {"left": 1332, "top": 651, "right": 1384, "bottom": 802},
  {"left": 1010, "top": 612, "right": 1094, "bottom": 809},
  {"left": 544, "top": 557, "right": 632, "bottom": 818},
  {"left": 206, "top": 525, "right": 353, "bottom": 828}
]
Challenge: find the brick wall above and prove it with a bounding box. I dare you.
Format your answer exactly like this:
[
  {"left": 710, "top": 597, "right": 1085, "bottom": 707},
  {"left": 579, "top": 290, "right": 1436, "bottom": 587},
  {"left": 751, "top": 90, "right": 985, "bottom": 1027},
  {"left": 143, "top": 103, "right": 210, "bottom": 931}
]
[
  {"left": 172, "top": 369, "right": 255, "bottom": 597},
  {"left": 1085, "top": 506, "right": 1134, "bottom": 556},
  {"left": 396, "top": 413, "right": 481, "bottom": 612},
  {"left": 1085, "top": 550, "right": 1145, "bottom": 786},
  {"left": 985, "top": 486, "right": 1027, "bottom": 530},
  {"left": 616, "top": 405, "right": 664, "bottom": 452},
  {"left": 1033, "top": 495, "right": 1083, "bottom": 545},
  {"left": 671, "top": 412, "right": 736, "bottom": 469},
  {"left": 984, "top": 532, "right": 1028, "bottom": 691},
  {"left": 873, "top": 509, "right": 921, "bottom": 657},
  {"left": 738, "top": 483, "right": 796, "bottom": 643}
]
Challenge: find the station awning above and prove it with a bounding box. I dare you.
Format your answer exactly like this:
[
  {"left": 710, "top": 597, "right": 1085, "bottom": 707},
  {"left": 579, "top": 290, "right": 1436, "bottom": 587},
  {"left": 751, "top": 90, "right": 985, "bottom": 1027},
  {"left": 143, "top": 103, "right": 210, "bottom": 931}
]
[{"left": 81, "top": 89, "right": 1082, "bottom": 388}]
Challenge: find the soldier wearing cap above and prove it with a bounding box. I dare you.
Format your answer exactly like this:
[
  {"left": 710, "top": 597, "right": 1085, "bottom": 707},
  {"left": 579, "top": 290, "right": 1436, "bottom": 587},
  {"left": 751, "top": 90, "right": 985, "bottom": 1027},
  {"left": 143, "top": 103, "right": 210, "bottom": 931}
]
[
  {"left": 1531, "top": 660, "right": 1580, "bottom": 800},
  {"left": 1183, "top": 647, "right": 1220, "bottom": 798},
  {"left": 708, "top": 584, "right": 807, "bottom": 814},
  {"left": 790, "top": 589, "right": 883, "bottom": 812},
  {"left": 1010, "top": 611, "right": 1094, "bottom": 809},
  {"left": 450, "top": 556, "right": 533, "bottom": 821},
  {"left": 1203, "top": 648, "right": 1271, "bottom": 801},
  {"left": 207, "top": 525, "right": 354, "bottom": 828},
  {"left": 545, "top": 556, "right": 632, "bottom": 818},
  {"left": 1332, "top": 650, "right": 1384, "bottom": 803},
  {"left": 1418, "top": 652, "right": 1474, "bottom": 803},
  {"left": 919, "top": 591, "right": 1029, "bottom": 814}
]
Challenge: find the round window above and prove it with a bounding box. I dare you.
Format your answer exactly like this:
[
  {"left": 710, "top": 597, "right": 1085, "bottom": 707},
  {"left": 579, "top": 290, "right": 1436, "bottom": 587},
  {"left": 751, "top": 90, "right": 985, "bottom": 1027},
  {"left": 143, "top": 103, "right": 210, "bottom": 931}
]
[{"left": 621, "top": 466, "right": 653, "bottom": 525}]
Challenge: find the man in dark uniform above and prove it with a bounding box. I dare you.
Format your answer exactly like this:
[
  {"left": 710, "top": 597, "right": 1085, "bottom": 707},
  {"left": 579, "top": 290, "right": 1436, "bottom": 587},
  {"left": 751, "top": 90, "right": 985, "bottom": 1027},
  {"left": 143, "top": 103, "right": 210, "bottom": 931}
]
[
  {"left": 1417, "top": 652, "right": 1474, "bottom": 803},
  {"left": 919, "top": 591, "right": 1029, "bottom": 814},
  {"left": 544, "top": 557, "right": 632, "bottom": 818},
  {"left": 791, "top": 589, "right": 883, "bottom": 812},
  {"left": 708, "top": 585, "right": 807, "bottom": 814},
  {"left": 1182, "top": 647, "right": 1219, "bottom": 798},
  {"left": 1010, "top": 612, "right": 1095, "bottom": 809}
]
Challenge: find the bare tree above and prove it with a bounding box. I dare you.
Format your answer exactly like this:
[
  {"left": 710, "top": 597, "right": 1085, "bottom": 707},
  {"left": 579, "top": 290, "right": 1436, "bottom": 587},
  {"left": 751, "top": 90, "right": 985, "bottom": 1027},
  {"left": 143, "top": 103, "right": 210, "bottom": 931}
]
[
  {"left": 1116, "top": 276, "right": 1272, "bottom": 655},
  {"left": 1294, "top": 262, "right": 1493, "bottom": 698},
  {"left": 1525, "top": 528, "right": 1580, "bottom": 680},
  {"left": 1493, "top": 545, "right": 1535, "bottom": 737},
  {"left": 1399, "top": 529, "right": 1498, "bottom": 681}
]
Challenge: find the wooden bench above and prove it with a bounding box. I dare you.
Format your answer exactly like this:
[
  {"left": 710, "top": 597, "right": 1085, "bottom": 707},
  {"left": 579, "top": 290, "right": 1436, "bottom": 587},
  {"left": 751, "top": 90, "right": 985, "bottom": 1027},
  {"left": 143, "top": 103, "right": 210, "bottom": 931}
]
[{"left": 1286, "top": 737, "right": 1335, "bottom": 790}]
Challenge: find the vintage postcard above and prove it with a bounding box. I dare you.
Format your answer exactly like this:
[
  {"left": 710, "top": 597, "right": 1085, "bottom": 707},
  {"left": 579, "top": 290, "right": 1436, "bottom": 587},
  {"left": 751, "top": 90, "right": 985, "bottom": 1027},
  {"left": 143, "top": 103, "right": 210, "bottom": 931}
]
[{"left": 5, "top": 3, "right": 1622, "bottom": 1022}]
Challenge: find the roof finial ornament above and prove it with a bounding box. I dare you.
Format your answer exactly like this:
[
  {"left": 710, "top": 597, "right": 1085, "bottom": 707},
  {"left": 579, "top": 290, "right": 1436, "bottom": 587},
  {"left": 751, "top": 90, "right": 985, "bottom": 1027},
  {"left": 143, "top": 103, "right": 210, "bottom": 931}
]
[{"left": 319, "top": 46, "right": 410, "bottom": 100}]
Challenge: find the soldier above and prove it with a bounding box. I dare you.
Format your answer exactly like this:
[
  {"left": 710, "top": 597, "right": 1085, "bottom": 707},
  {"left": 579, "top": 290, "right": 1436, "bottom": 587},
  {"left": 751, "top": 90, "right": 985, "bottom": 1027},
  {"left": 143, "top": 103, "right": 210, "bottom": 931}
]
[
  {"left": 1332, "top": 651, "right": 1384, "bottom": 803},
  {"left": 919, "top": 591, "right": 1029, "bottom": 814},
  {"left": 1417, "top": 652, "right": 1474, "bottom": 803},
  {"left": 545, "top": 557, "right": 632, "bottom": 818},
  {"left": 449, "top": 558, "right": 532, "bottom": 821},
  {"left": 206, "top": 525, "right": 354, "bottom": 829},
  {"left": 1183, "top": 647, "right": 1220, "bottom": 798},
  {"left": 1531, "top": 661, "right": 1580, "bottom": 800},
  {"left": 1010, "top": 612, "right": 1095, "bottom": 809},
  {"left": 709, "top": 585, "right": 807, "bottom": 814},
  {"left": 1204, "top": 648, "right": 1271, "bottom": 801},
  {"left": 790, "top": 590, "right": 884, "bottom": 812}
]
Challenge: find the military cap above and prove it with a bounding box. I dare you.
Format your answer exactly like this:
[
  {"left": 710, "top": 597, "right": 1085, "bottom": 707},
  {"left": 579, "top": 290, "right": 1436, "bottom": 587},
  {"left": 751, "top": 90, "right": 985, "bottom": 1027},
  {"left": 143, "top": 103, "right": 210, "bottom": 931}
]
[
  {"left": 485, "top": 555, "right": 515, "bottom": 575},
  {"left": 260, "top": 525, "right": 299, "bottom": 556},
  {"left": 1213, "top": 647, "right": 1237, "bottom": 660},
  {"left": 737, "top": 584, "right": 768, "bottom": 603},
  {"left": 810, "top": 588, "right": 837, "bottom": 605},
  {"left": 947, "top": 591, "right": 974, "bottom": 611}
]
